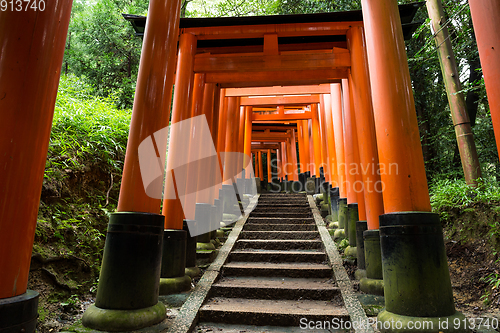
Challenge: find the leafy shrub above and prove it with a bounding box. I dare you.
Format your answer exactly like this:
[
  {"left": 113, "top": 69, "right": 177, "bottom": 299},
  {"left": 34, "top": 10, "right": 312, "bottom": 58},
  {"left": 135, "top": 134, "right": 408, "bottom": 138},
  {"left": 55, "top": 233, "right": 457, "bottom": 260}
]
[
  {"left": 429, "top": 178, "right": 500, "bottom": 211},
  {"left": 47, "top": 74, "right": 131, "bottom": 176}
]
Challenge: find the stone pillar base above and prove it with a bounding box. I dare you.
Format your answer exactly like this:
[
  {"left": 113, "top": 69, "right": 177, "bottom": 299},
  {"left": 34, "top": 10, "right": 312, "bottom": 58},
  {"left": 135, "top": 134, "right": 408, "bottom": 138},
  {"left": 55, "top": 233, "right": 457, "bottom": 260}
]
[
  {"left": 0, "top": 290, "right": 39, "bottom": 333},
  {"left": 82, "top": 302, "right": 166, "bottom": 332}
]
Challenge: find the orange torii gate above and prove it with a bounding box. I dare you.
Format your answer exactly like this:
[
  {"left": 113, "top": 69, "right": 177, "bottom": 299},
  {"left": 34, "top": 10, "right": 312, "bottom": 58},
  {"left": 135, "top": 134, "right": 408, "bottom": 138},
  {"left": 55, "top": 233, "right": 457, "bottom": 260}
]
[{"left": 1, "top": 1, "right": 477, "bottom": 331}]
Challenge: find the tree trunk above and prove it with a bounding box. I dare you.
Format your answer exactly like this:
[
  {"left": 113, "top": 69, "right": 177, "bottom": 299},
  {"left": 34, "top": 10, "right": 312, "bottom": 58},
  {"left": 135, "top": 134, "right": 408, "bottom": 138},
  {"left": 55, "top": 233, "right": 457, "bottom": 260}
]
[{"left": 426, "top": 0, "right": 482, "bottom": 185}]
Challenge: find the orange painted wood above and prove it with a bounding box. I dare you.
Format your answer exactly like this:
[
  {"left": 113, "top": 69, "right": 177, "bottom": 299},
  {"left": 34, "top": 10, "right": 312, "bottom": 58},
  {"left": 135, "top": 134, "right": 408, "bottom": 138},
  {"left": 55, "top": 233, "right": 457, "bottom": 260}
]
[
  {"left": 331, "top": 83, "right": 346, "bottom": 198},
  {"left": 361, "top": 0, "right": 431, "bottom": 213},
  {"left": 348, "top": 26, "right": 384, "bottom": 229},
  {"left": 226, "top": 85, "right": 331, "bottom": 97},
  {"left": 469, "top": 0, "right": 500, "bottom": 164},
  {"left": 243, "top": 106, "right": 253, "bottom": 172},
  {"left": 290, "top": 130, "right": 299, "bottom": 181},
  {"left": 302, "top": 120, "right": 311, "bottom": 173},
  {"left": 240, "top": 95, "right": 320, "bottom": 106},
  {"left": 343, "top": 79, "right": 357, "bottom": 204},
  {"left": 207, "top": 69, "right": 347, "bottom": 86},
  {"left": 162, "top": 32, "right": 197, "bottom": 229},
  {"left": 297, "top": 121, "right": 306, "bottom": 174},
  {"left": 319, "top": 95, "right": 331, "bottom": 182},
  {"left": 182, "top": 21, "right": 363, "bottom": 40},
  {"left": 323, "top": 94, "right": 338, "bottom": 186},
  {"left": 258, "top": 150, "right": 264, "bottom": 181},
  {"left": 195, "top": 52, "right": 350, "bottom": 73},
  {"left": 0, "top": 0, "right": 73, "bottom": 298},
  {"left": 223, "top": 97, "right": 241, "bottom": 184},
  {"left": 311, "top": 104, "right": 323, "bottom": 177},
  {"left": 117, "top": 0, "right": 181, "bottom": 214},
  {"left": 346, "top": 76, "right": 366, "bottom": 220},
  {"left": 252, "top": 113, "right": 312, "bottom": 121}
]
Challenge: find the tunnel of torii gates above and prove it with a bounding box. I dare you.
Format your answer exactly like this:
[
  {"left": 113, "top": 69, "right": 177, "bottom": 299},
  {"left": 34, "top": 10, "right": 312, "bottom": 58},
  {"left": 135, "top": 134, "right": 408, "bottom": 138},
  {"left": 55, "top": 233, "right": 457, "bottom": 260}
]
[{"left": 2, "top": 0, "right": 500, "bottom": 331}]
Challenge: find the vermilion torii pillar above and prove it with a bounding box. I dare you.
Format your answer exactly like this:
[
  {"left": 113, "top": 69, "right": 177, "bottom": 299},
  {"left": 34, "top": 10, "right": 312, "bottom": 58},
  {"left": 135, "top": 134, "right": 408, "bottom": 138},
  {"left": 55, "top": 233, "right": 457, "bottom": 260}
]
[
  {"left": 319, "top": 95, "right": 331, "bottom": 182},
  {"left": 267, "top": 149, "right": 272, "bottom": 183},
  {"left": 0, "top": 3, "right": 73, "bottom": 331},
  {"left": 331, "top": 84, "right": 346, "bottom": 198},
  {"left": 223, "top": 97, "right": 241, "bottom": 184},
  {"left": 290, "top": 130, "right": 299, "bottom": 181},
  {"left": 258, "top": 150, "right": 264, "bottom": 181},
  {"left": 311, "top": 104, "right": 323, "bottom": 177},
  {"left": 238, "top": 106, "right": 246, "bottom": 175},
  {"left": 83, "top": 0, "right": 183, "bottom": 329},
  {"left": 243, "top": 106, "right": 253, "bottom": 176},
  {"left": 347, "top": 27, "right": 384, "bottom": 231},
  {"left": 468, "top": 0, "right": 500, "bottom": 163},
  {"left": 300, "top": 120, "right": 311, "bottom": 173},
  {"left": 361, "top": 0, "right": 465, "bottom": 328},
  {"left": 323, "top": 94, "right": 338, "bottom": 188},
  {"left": 162, "top": 32, "right": 197, "bottom": 228}
]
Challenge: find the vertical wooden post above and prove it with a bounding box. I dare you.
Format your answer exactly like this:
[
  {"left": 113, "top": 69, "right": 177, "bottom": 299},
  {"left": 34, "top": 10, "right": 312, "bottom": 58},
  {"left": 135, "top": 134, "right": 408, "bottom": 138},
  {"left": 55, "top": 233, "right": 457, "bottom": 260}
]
[
  {"left": 297, "top": 121, "right": 306, "bottom": 174},
  {"left": 0, "top": 0, "right": 73, "bottom": 302},
  {"left": 290, "top": 130, "right": 299, "bottom": 181},
  {"left": 303, "top": 120, "right": 311, "bottom": 173},
  {"left": 348, "top": 26, "right": 384, "bottom": 230},
  {"left": 331, "top": 84, "right": 347, "bottom": 198},
  {"left": 267, "top": 149, "right": 272, "bottom": 182},
  {"left": 319, "top": 95, "right": 331, "bottom": 182},
  {"left": 311, "top": 104, "right": 323, "bottom": 177},
  {"left": 258, "top": 150, "right": 264, "bottom": 181},
  {"left": 361, "top": 0, "right": 459, "bottom": 324},
  {"left": 162, "top": 32, "right": 197, "bottom": 229},
  {"left": 324, "top": 94, "right": 338, "bottom": 188},
  {"left": 469, "top": 0, "right": 500, "bottom": 163},
  {"left": 243, "top": 106, "right": 253, "bottom": 174},
  {"left": 343, "top": 80, "right": 358, "bottom": 206},
  {"left": 426, "top": 0, "right": 481, "bottom": 185},
  {"left": 223, "top": 97, "right": 240, "bottom": 184}
]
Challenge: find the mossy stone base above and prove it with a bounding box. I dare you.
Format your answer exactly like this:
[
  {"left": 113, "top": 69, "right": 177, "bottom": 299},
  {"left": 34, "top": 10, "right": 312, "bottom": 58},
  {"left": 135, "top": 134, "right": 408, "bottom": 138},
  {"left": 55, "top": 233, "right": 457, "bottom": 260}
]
[
  {"left": 216, "top": 230, "right": 224, "bottom": 238},
  {"left": 329, "top": 221, "right": 339, "bottom": 229},
  {"left": 82, "top": 302, "right": 166, "bottom": 331},
  {"left": 159, "top": 275, "right": 192, "bottom": 295},
  {"left": 355, "top": 269, "right": 367, "bottom": 280},
  {"left": 325, "top": 215, "right": 333, "bottom": 222},
  {"left": 360, "top": 277, "right": 384, "bottom": 296},
  {"left": 197, "top": 242, "right": 215, "bottom": 251},
  {"left": 185, "top": 266, "right": 201, "bottom": 278},
  {"left": 333, "top": 228, "right": 345, "bottom": 240},
  {"left": 345, "top": 246, "right": 357, "bottom": 258},
  {"left": 377, "top": 310, "right": 469, "bottom": 333}
]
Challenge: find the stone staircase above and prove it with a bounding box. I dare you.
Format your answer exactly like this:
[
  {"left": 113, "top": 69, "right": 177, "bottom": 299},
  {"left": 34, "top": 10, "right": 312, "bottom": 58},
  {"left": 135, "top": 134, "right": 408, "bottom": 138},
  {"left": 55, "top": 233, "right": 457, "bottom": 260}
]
[{"left": 195, "top": 193, "right": 350, "bottom": 331}]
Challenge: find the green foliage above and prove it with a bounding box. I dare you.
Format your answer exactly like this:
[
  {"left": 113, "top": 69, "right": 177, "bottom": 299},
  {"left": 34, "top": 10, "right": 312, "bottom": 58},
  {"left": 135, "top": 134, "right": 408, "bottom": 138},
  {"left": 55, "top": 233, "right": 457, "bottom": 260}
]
[
  {"left": 47, "top": 74, "right": 130, "bottom": 177},
  {"left": 429, "top": 178, "right": 500, "bottom": 211},
  {"left": 63, "top": 0, "right": 148, "bottom": 108}
]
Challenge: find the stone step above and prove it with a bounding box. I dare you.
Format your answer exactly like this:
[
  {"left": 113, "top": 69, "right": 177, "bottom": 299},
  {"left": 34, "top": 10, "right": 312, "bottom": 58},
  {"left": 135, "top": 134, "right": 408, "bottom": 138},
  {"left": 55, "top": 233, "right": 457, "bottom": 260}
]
[
  {"left": 222, "top": 262, "right": 332, "bottom": 278},
  {"left": 228, "top": 249, "right": 327, "bottom": 263},
  {"left": 210, "top": 276, "right": 340, "bottom": 300},
  {"left": 239, "top": 231, "right": 319, "bottom": 240},
  {"left": 250, "top": 212, "right": 312, "bottom": 218},
  {"left": 243, "top": 223, "right": 317, "bottom": 231},
  {"left": 234, "top": 239, "right": 323, "bottom": 250},
  {"left": 199, "top": 297, "right": 348, "bottom": 326},
  {"left": 246, "top": 217, "right": 315, "bottom": 224}
]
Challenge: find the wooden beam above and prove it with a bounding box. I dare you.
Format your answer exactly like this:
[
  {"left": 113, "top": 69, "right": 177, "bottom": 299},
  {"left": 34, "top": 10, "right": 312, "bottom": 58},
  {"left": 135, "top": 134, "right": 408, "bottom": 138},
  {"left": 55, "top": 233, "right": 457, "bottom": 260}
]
[
  {"left": 252, "top": 131, "right": 292, "bottom": 140},
  {"left": 251, "top": 143, "right": 280, "bottom": 150},
  {"left": 240, "top": 95, "right": 320, "bottom": 106},
  {"left": 182, "top": 21, "right": 363, "bottom": 40},
  {"left": 206, "top": 69, "right": 347, "bottom": 86},
  {"left": 195, "top": 51, "right": 350, "bottom": 73},
  {"left": 226, "top": 85, "right": 331, "bottom": 97},
  {"left": 252, "top": 113, "right": 313, "bottom": 121}
]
